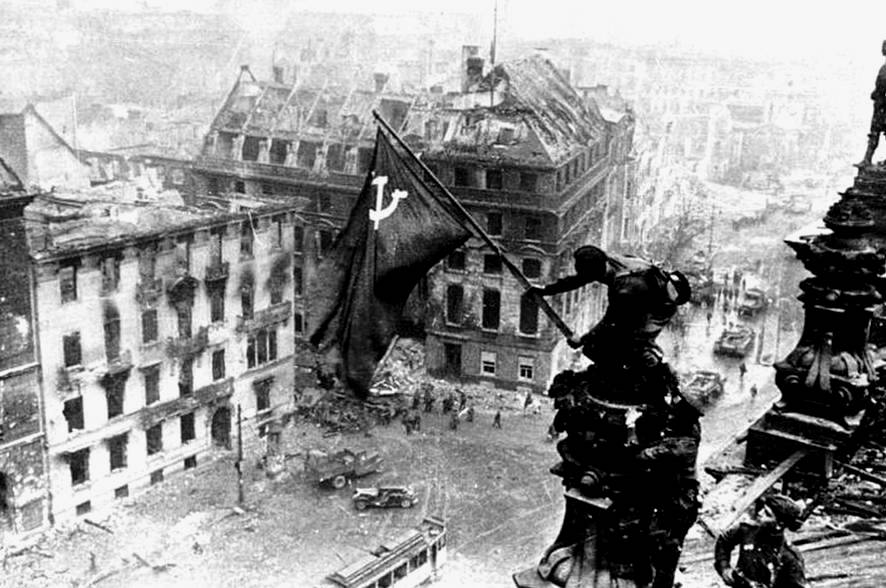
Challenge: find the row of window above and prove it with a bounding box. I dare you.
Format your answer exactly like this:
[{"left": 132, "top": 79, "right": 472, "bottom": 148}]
[
  {"left": 480, "top": 351, "right": 536, "bottom": 382},
  {"left": 445, "top": 284, "right": 540, "bottom": 335},
  {"left": 446, "top": 251, "right": 542, "bottom": 279},
  {"left": 62, "top": 326, "right": 277, "bottom": 434},
  {"left": 66, "top": 413, "right": 195, "bottom": 486}
]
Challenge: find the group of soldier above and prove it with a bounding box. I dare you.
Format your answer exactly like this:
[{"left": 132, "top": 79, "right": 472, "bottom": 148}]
[{"left": 403, "top": 383, "right": 481, "bottom": 434}]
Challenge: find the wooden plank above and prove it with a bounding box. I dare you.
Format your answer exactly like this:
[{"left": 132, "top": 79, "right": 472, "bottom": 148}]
[
  {"left": 835, "top": 460, "right": 886, "bottom": 487},
  {"left": 710, "top": 449, "right": 807, "bottom": 535}
]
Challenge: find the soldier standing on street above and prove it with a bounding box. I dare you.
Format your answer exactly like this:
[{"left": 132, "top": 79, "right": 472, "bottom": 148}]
[
  {"left": 458, "top": 388, "right": 467, "bottom": 412},
  {"left": 449, "top": 411, "right": 459, "bottom": 431},
  {"left": 493, "top": 409, "right": 502, "bottom": 428},
  {"left": 739, "top": 362, "right": 748, "bottom": 382},
  {"left": 466, "top": 405, "right": 475, "bottom": 422},
  {"left": 715, "top": 494, "right": 808, "bottom": 588},
  {"left": 860, "top": 40, "right": 886, "bottom": 167},
  {"left": 423, "top": 388, "right": 435, "bottom": 413}
]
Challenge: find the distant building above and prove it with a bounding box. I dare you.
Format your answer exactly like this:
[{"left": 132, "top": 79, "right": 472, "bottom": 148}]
[
  {"left": 0, "top": 103, "right": 91, "bottom": 191},
  {"left": 25, "top": 187, "right": 300, "bottom": 522},
  {"left": 0, "top": 174, "right": 50, "bottom": 541},
  {"left": 193, "top": 51, "right": 635, "bottom": 392}
]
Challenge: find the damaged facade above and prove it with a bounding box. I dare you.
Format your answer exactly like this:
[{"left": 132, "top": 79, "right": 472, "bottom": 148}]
[
  {"left": 0, "top": 165, "right": 49, "bottom": 540},
  {"left": 24, "top": 187, "right": 300, "bottom": 522},
  {"left": 192, "top": 50, "right": 635, "bottom": 392}
]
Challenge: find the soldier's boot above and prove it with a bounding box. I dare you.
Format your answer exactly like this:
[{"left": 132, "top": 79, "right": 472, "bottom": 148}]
[{"left": 859, "top": 133, "right": 879, "bottom": 167}]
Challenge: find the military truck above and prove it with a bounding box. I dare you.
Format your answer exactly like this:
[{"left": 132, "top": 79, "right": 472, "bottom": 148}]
[{"left": 305, "top": 448, "right": 383, "bottom": 489}]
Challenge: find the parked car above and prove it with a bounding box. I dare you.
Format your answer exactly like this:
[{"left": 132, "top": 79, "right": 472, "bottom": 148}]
[
  {"left": 684, "top": 370, "right": 726, "bottom": 404},
  {"left": 353, "top": 486, "right": 418, "bottom": 510},
  {"left": 305, "top": 448, "right": 383, "bottom": 489},
  {"left": 714, "top": 325, "right": 756, "bottom": 357},
  {"left": 738, "top": 288, "right": 768, "bottom": 317}
]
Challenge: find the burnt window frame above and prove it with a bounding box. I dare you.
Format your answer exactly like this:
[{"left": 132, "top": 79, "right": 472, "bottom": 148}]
[
  {"left": 143, "top": 364, "right": 160, "bottom": 405},
  {"left": 486, "top": 212, "right": 503, "bottom": 236},
  {"left": 520, "top": 294, "right": 540, "bottom": 335},
  {"left": 481, "top": 288, "right": 501, "bottom": 330},
  {"left": 485, "top": 169, "right": 503, "bottom": 190},
  {"left": 59, "top": 264, "right": 78, "bottom": 303},
  {"left": 146, "top": 423, "right": 163, "bottom": 456},
  {"left": 180, "top": 412, "right": 196, "bottom": 444},
  {"left": 63, "top": 332, "right": 82, "bottom": 367},
  {"left": 69, "top": 448, "right": 90, "bottom": 486},
  {"left": 142, "top": 309, "right": 158, "bottom": 343},
  {"left": 445, "top": 284, "right": 464, "bottom": 325},
  {"left": 63, "top": 396, "right": 84, "bottom": 432},
  {"left": 106, "top": 377, "right": 125, "bottom": 420},
  {"left": 522, "top": 258, "right": 542, "bottom": 279},
  {"left": 108, "top": 433, "right": 128, "bottom": 471},
  {"left": 483, "top": 254, "right": 502, "bottom": 275},
  {"left": 211, "top": 348, "right": 225, "bottom": 381}
]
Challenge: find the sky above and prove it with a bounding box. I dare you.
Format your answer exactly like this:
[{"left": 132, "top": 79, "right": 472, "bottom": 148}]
[{"left": 58, "top": 0, "right": 886, "bottom": 61}]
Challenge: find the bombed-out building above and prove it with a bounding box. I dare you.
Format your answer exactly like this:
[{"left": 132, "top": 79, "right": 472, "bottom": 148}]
[
  {"left": 25, "top": 186, "right": 300, "bottom": 522},
  {"left": 192, "top": 50, "right": 634, "bottom": 392},
  {"left": 0, "top": 161, "right": 49, "bottom": 540}
]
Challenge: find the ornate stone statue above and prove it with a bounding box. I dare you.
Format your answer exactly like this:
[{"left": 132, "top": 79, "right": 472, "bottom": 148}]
[
  {"left": 516, "top": 247, "right": 698, "bottom": 588},
  {"left": 859, "top": 40, "right": 886, "bottom": 167}
]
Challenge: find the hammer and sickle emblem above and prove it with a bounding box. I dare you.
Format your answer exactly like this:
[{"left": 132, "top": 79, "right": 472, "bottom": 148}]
[{"left": 368, "top": 175, "right": 408, "bottom": 230}]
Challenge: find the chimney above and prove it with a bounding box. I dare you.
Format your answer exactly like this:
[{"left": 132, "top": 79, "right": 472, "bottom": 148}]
[
  {"left": 461, "top": 45, "right": 484, "bottom": 92},
  {"left": 373, "top": 73, "right": 390, "bottom": 93}
]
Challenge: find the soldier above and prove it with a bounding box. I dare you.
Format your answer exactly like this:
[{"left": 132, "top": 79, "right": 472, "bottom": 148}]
[
  {"left": 739, "top": 362, "right": 748, "bottom": 382},
  {"left": 403, "top": 412, "right": 413, "bottom": 435},
  {"left": 458, "top": 388, "right": 467, "bottom": 412},
  {"left": 412, "top": 392, "right": 421, "bottom": 410},
  {"left": 441, "top": 394, "right": 452, "bottom": 413},
  {"left": 638, "top": 390, "right": 703, "bottom": 588},
  {"left": 412, "top": 411, "right": 422, "bottom": 433},
  {"left": 449, "top": 411, "right": 459, "bottom": 431},
  {"left": 493, "top": 409, "right": 502, "bottom": 429},
  {"left": 466, "top": 405, "right": 475, "bottom": 422},
  {"left": 529, "top": 245, "right": 690, "bottom": 372},
  {"left": 714, "top": 494, "right": 807, "bottom": 588},
  {"left": 859, "top": 40, "right": 886, "bottom": 167},
  {"left": 423, "top": 391, "right": 435, "bottom": 413}
]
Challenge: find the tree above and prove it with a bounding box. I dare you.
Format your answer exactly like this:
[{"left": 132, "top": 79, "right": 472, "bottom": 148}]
[{"left": 644, "top": 186, "right": 709, "bottom": 269}]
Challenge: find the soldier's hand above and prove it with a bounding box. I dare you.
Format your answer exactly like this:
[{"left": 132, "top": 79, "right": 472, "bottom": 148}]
[
  {"left": 526, "top": 286, "right": 546, "bottom": 298},
  {"left": 567, "top": 336, "right": 582, "bottom": 349},
  {"left": 719, "top": 567, "right": 738, "bottom": 586}
]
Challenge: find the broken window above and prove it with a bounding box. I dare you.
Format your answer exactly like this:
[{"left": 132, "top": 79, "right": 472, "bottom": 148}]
[
  {"left": 59, "top": 264, "right": 77, "bottom": 303},
  {"left": 103, "top": 307, "right": 121, "bottom": 362},
  {"left": 150, "top": 469, "right": 164, "bottom": 484},
  {"left": 178, "top": 358, "right": 193, "bottom": 397},
  {"left": 522, "top": 258, "right": 542, "bottom": 279},
  {"left": 524, "top": 217, "right": 542, "bottom": 241},
  {"left": 447, "top": 251, "right": 466, "bottom": 271},
  {"left": 209, "top": 287, "right": 225, "bottom": 323},
  {"left": 446, "top": 284, "right": 463, "bottom": 324},
  {"left": 483, "top": 255, "right": 502, "bottom": 275},
  {"left": 294, "top": 312, "right": 304, "bottom": 334},
  {"left": 176, "top": 304, "right": 192, "bottom": 339},
  {"left": 485, "top": 169, "right": 503, "bottom": 190},
  {"left": 209, "top": 227, "right": 224, "bottom": 266},
  {"left": 270, "top": 279, "right": 284, "bottom": 305},
  {"left": 482, "top": 289, "right": 501, "bottom": 330},
  {"left": 207, "top": 177, "right": 219, "bottom": 195},
  {"left": 100, "top": 256, "right": 120, "bottom": 293},
  {"left": 240, "top": 221, "right": 253, "bottom": 257},
  {"left": 181, "top": 412, "right": 195, "bottom": 444},
  {"left": 144, "top": 365, "right": 160, "bottom": 405},
  {"left": 520, "top": 172, "right": 538, "bottom": 192},
  {"left": 317, "top": 229, "right": 333, "bottom": 258},
  {"left": 486, "top": 212, "right": 502, "bottom": 236},
  {"left": 106, "top": 377, "right": 125, "bottom": 419},
  {"left": 184, "top": 455, "right": 197, "bottom": 470},
  {"left": 234, "top": 180, "right": 246, "bottom": 194},
  {"left": 247, "top": 329, "right": 277, "bottom": 369},
  {"left": 63, "top": 332, "right": 82, "bottom": 367},
  {"left": 293, "top": 225, "right": 304, "bottom": 253},
  {"left": 293, "top": 264, "right": 303, "bottom": 296},
  {"left": 318, "top": 193, "right": 331, "bottom": 213},
  {"left": 0, "top": 473, "right": 8, "bottom": 513},
  {"left": 146, "top": 424, "right": 163, "bottom": 455},
  {"left": 272, "top": 214, "right": 284, "bottom": 248},
  {"left": 138, "top": 246, "right": 156, "bottom": 280},
  {"left": 142, "top": 309, "right": 158, "bottom": 343},
  {"left": 454, "top": 167, "right": 471, "bottom": 187},
  {"left": 69, "top": 448, "right": 90, "bottom": 486},
  {"left": 63, "top": 396, "right": 84, "bottom": 431},
  {"left": 241, "top": 287, "right": 254, "bottom": 319},
  {"left": 255, "top": 380, "right": 271, "bottom": 412},
  {"left": 212, "top": 349, "right": 225, "bottom": 381},
  {"left": 520, "top": 294, "right": 539, "bottom": 335},
  {"left": 108, "top": 433, "right": 128, "bottom": 471},
  {"left": 261, "top": 182, "right": 272, "bottom": 195}
]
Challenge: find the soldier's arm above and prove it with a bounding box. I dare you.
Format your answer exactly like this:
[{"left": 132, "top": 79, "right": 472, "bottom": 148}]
[
  {"left": 639, "top": 436, "right": 700, "bottom": 462},
  {"left": 714, "top": 524, "right": 744, "bottom": 579},
  {"left": 535, "top": 274, "right": 593, "bottom": 296}
]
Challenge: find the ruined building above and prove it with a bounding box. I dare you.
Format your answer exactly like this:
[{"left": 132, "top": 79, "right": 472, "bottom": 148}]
[
  {"left": 192, "top": 50, "right": 635, "bottom": 392},
  {"left": 0, "top": 160, "right": 49, "bottom": 540},
  {"left": 23, "top": 186, "right": 300, "bottom": 522}
]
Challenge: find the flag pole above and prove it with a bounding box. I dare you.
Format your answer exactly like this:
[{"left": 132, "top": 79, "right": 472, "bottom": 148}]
[{"left": 371, "top": 110, "right": 574, "bottom": 340}]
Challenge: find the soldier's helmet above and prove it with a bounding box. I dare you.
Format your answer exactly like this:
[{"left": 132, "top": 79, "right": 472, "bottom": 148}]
[
  {"left": 762, "top": 493, "right": 804, "bottom": 531},
  {"left": 666, "top": 270, "right": 692, "bottom": 305}
]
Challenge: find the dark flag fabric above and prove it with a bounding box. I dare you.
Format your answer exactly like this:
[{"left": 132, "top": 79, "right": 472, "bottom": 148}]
[{"left": 308, "top": 128, "right": 473, "bottom": 396}]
